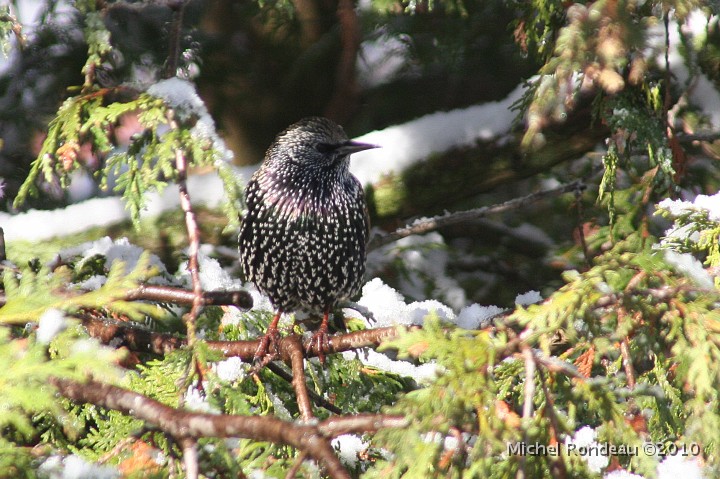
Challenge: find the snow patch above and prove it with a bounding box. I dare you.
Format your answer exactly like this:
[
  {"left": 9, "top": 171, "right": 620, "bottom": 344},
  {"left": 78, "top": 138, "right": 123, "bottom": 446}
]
[
  {"left": 456, "top": 303, "right": 503, "bottom": 329},
  {"left": 342, "top": 348, "right": 438, "bottom": 383},
  {"left": 332, "top": 434, "right": 369, "bottom": 467},
  {"left": 565, "top": 426, "right": 609, "bottom": 473},
  {"left": 147, "top": 78, "right": 234, "bottom": 162},
  {"left": 36, "top": 308, "right": 67, "bottom": 344},
  {"left": 40, "top": 454, "right": 120, "bottom": 479},
  {"left": 515, "top": 290, "right": 542, "bottom": 306},
  {"left": 350, "top": 82, "right": 526, "bottom": 186},
  {"left": 664, "top": 250, "right": 713, "bottom": 289},
  {"left": 213, "top": 357, "right": 247, "bottom": 383}
]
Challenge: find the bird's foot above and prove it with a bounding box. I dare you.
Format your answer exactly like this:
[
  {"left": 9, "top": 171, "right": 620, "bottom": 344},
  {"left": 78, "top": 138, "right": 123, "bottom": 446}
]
[
  {"left": 306, "top": 324, "right": 331, "bottom": 364},
  {"left": 252, "top": 329, "right": 281, "bottom": 370}
]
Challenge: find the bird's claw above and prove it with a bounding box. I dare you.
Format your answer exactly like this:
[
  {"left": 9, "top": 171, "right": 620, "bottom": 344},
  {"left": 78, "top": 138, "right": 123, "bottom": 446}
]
[
  {"left": 252, "top": 330, "right": 281, "bottom": 371},
  {"left": 307, "top": 326, "right": 330, "bottom": 364}
]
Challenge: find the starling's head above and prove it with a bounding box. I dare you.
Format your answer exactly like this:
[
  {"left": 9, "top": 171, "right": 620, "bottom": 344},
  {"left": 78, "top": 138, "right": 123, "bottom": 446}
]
[{"left": 265, "top": 117, "right": 378, "bottom": 171}]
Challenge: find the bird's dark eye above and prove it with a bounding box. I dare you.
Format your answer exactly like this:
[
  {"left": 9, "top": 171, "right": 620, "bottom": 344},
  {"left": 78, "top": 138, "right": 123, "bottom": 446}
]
[{"left": 315, "top": 142, "right": 336, "bottom": 154}]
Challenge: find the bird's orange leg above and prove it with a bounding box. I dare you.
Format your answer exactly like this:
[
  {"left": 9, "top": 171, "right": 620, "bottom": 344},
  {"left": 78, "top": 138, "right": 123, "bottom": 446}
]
[
  {"left": 254, "top": 311, "right": 282, "bottom": 364},
  {"left": 308, "top": 309, "right": 331, "bottom": 363}
]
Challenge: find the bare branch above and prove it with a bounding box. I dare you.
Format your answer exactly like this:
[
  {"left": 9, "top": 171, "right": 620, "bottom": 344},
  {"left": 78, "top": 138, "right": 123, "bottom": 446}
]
[
  {"left": 282, "top": 335, "right": 315, "bottom": 421},
  {"left": 124, "top": 284, "right": 252, "bottom": 309},
  {"left": 620, "top": 337, "right": 636, "bottom": 389},
  {"left": 167, "top": 109, "right": 203, "bottom": 347},
  {"left": 368, "top": 180, "right": 585, "bottom": 250},
  {"left": 266, "top": 362, "right": 343, "bottom": 415},
  {"left": 51, "top": 378, "right": 406, "bottom": 479}
]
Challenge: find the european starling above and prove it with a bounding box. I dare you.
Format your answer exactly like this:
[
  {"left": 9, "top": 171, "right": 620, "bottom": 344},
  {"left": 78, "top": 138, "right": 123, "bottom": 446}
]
[{"left": 239, "top": 117, "right": 378, "bottom": 360}]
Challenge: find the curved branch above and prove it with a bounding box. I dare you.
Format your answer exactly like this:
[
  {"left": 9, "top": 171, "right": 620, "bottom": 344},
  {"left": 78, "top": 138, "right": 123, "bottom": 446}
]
[{"left": 51, "top": 377, "right": 407, "bottom": 479}]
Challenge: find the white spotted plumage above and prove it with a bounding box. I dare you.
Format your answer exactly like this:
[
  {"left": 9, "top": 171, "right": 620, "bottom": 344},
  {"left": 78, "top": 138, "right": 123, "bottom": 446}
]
[{"left": 238, "top": 117, "right": 372, "bottom": 315}]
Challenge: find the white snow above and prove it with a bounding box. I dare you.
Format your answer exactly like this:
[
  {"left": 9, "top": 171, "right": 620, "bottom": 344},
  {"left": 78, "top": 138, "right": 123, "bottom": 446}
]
[
  {"left": 515, "top": 290, "right": 542, "bottom": 306},
  {"left": 657, "top": 193, "right": 720, "bottom": 222},
  {"left": 648, "top": 11, "right": 720, "bottom": 129},
  {"left": 342, "top": 348, "right": 438, "bottom": 383},
  {"left": 604, "top": 471, "right": 645, "bottom": 479},
  {"left": 184, "top": 383, "right": 219, "bottom": 414},
  {"left": 350, "top": 82, "right": 526, "bottom": 186},
  {"left": 177, "top": 247, "right": 242, "bottom": 291},
  {"left": 147, "top": 78, "right": 234, "bottom": 163},
  {"left": 0, "top": 167, "right": 254, "bottom": 243},
  {"left": 357, "top": 32, "right": 409, "bottom": 88},
  {"left": 1, "top": 197, "right": 128, "bottom": 243},
  {"left": 456, "top": 303, "right": 503, "bottom": 329},
  {"left": 213, "top": 356, "right": 247, "bottom": 383},
  {"left": 602, "top": 454, "right": 707, "bottom": 479},
  {"left": 63, "top": 236, "right": 166, "bottom": 277},
  {"left": 407, "top": 299, "right": 455, "bottom": 324},
  {"left": 332, "top": 434, "right": 369, "bottom": 467},
  {"left": 344, "top": 278, "right": 412, "bottom": 327},
  {"left": 39, "top": 454, "right": 120, "bottom": 479},
  {"left": 36, "top": 308, "right": 67, "bottom": 344},
  {"left": 366, "top": 232, "right": 467, "bottom": 310},
  {"left": 564, "top": 426, "right": 609, "bottom": 473},
  {"left": 664, "top": 250, "right": 713, "bottom": 289},
  {"left": 345, "top": 277, "right": 503, "bottom": 332},
  {"left": 656, "top": 455, "right": 705, "bottom": 479}
]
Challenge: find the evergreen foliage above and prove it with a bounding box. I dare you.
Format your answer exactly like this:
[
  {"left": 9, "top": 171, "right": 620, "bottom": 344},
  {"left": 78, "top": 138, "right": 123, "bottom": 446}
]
[{"left": 0, "top": 0, "right": 719, "bottom": 478}]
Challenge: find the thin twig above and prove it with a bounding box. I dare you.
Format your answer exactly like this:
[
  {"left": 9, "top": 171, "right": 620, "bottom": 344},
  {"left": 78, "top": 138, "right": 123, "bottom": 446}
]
[
  {"left": 521, "top": 347, "right": 536, "bottom": 421},
  {"left": 168, "top": 110, "right": 203, "bottom": 347},
  {"left": 286, "top": 451, "right": 308, "bottom": 479},
  {"left": 368, "top": 180, "right": 585, "bottom": 250},
  {"left": 515, "top": 345, "right": 535, "bottom": 479},
  {"left": 516, "top": 345, "right": 536, "bottom": 479},
  {"left": 267, "top": 363, "right": 343, "bottom": 415},
  {"left": 0, "top": 227, "right": 5, "bottom": 262},
  {"left": 0, "top": 284, "right": 252, "bottom": 310},
  {"left": 620, "top": 337, "right": 636, "bottom": 389},
  {"left": 675, "top": 132, "right": 720, "bottom": 143},
  {"left": 574, "top": 186, "right": 590, "bottom": 267}
]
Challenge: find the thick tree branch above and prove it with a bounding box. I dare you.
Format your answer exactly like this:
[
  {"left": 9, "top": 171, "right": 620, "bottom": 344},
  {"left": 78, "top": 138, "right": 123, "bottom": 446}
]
[
  {"left": 51, "top": 377, "right": 407, "bottom": 479},
  {"left": 81, "top": 313, "right": 408, "bottom": 361}
]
